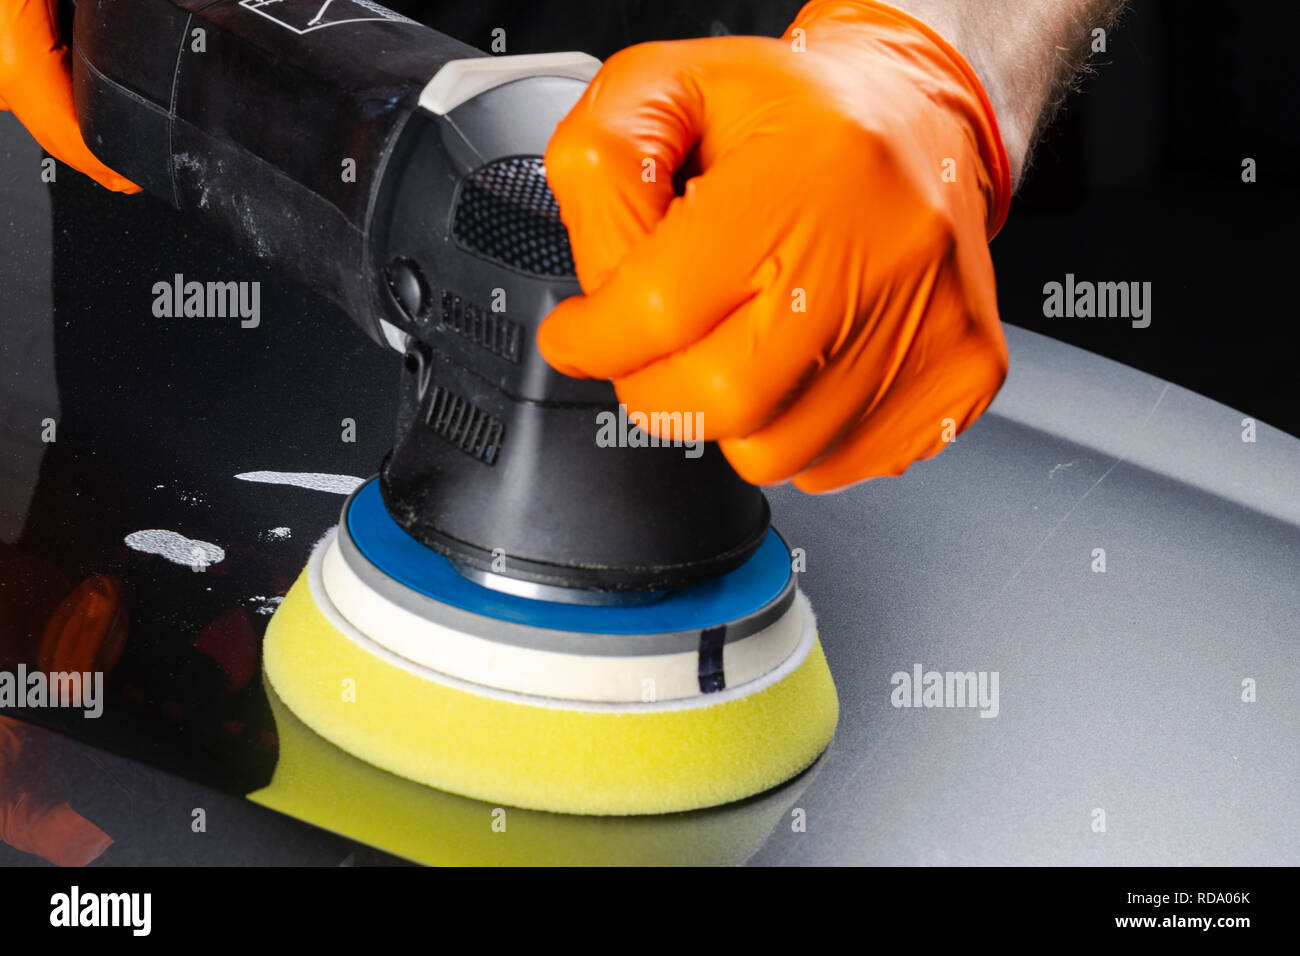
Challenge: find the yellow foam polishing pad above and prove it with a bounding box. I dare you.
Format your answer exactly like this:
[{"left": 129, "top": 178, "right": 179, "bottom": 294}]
[
  {"left": 249, "top": 674, "right": 824, "bottom": 865},
  {"left": 262, "top": 564, "right": 838, "bottom": 816}
]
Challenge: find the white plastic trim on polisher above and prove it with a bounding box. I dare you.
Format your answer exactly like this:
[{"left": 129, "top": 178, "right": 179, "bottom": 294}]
[
  {"left": 311, "top": 528, "right": 818, "bottom": 711},
  {"left": 418, "top": 52, "right": 602, "bottom": 116}
]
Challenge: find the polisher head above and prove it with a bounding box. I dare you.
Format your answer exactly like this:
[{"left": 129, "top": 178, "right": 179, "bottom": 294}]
[{"left": 262, "top": 479, "right": 838, "bottom": 815}]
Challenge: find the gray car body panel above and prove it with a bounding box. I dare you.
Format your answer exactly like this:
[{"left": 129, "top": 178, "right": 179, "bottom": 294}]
[{"left": 748, "top": 323, "right": 1299, "bottom": 865}]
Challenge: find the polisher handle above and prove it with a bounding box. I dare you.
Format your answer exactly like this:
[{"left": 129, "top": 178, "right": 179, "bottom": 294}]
[{"left": 69, "top": 0, "right": 589, "bottom": 351}]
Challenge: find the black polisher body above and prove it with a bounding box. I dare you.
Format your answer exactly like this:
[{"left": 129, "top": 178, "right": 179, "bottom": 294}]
[{"left": 70, "top": 0, "right": 770, "bottom": 593}]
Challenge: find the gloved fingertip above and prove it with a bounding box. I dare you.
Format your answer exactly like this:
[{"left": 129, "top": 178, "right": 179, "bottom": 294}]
[
  {"left": 538, "top": 296, "right": 605, "bottom": 376},
  {"left": 539, "top": 351, "right": 590, "bottom": 379},
  {"left": 77, "top": 166, "right": 142, "bottom": 193},
  {"left": 40, "top": 143, "right": 142, "bottom": 193},
  {"left": 790, "top": 471, "right": 836, "bottom": 495},
  {"left": 84, "top": 165, "right": 142, "bottom": 193},
  {"left": 537, "top": 313, "right": 591, "bottom": 379},
  {"left": 717, "top": 441, "right": 787, "bottom": 488}
]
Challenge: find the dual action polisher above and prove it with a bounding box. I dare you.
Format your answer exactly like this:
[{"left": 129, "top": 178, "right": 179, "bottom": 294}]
[{"left": 72, "top": 0, "right": 837, "bottom": 814}]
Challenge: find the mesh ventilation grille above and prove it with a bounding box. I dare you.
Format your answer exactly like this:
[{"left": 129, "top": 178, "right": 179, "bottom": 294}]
[{"left": 451, "top": 156, "right": 576, "bottom": 277}]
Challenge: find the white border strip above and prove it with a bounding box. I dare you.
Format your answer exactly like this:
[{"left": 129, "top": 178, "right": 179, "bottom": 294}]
[
  {"left": 305, "top": 529, "right": 818, "bottom": 714},
  {"left": 320, "top": 536, "right": 803, "bottom": 702}
]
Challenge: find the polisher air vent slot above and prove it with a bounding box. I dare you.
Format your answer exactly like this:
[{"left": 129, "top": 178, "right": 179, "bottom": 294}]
[
  {"left": 424, "top": 384, "right": 505, "bottom": 465},
  {"left": 438, "top": 290, "right": 523, "bottom": 363}
]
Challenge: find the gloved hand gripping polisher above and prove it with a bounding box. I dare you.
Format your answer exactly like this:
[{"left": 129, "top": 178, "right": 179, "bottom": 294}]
[{"left": 71, "top": 0, "right": 837, "bottom": 816}]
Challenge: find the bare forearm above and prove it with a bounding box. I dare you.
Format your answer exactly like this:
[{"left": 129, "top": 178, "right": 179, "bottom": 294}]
[{"left": 891, "top": 0, "right": 1127, "bottom": 186}]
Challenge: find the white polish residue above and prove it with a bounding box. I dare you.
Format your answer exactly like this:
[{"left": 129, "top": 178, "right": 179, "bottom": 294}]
[
  {"left": 249, "top": 595, "right": 284, "bottom": 616},
  {"left": 124, "top": 530, "right": 226, "bottom": 569},
  {"left": 235, "top": 471, "right": 364, "bottom": 495},
  {"left": 260, "top": 526, "right": 292, "bottom": 541}
]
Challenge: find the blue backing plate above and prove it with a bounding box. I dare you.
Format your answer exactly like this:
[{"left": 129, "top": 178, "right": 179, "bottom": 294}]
[{"left": 345, "top": 479, "right": 791, "bottom": 635}]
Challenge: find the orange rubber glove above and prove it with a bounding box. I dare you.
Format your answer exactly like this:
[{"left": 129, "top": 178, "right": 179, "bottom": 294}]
[
  {"left": 540, "top": 0, "right": 1011, "bottom": 492},
  {"left": 0, "top": 0, "right": 138, "bottom": 192}
]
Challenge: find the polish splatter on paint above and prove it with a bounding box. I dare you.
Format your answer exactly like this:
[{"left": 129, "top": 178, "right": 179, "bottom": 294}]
[
  {"left": 235, "top": 471, "right": 364, "bottom": 495},
  {"left": 260, "top": 526, "right": 292, "bottom": 541},
  {"left": 248, "top": 595, "right": 284, "bottom": 616},
  {"left": 124, "top": 530, "right": 225, "bottom": 569}
]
